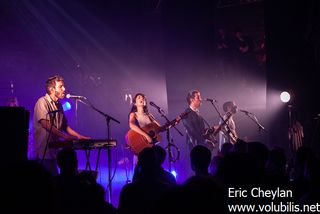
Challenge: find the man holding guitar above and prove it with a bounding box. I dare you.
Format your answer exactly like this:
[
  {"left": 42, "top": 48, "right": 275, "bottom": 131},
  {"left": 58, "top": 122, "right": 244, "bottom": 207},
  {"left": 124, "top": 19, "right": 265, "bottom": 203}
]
[
  {"left": 218, "top": 101, "right": 238, "bottom": 150},
  {"left": 182, "top": 90, "right": 214, "bottom": 152}
]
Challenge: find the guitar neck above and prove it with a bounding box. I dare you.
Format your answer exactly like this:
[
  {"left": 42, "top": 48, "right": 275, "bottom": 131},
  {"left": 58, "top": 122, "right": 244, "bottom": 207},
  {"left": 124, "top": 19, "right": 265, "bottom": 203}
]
[
  {"left": 158, "top": 120, "right": 175, "bottom": 133},
  {"left": 212, "top": 114, "right": 232, "bottom": 136},
  {"left": 149, "top": 111, "right": 188, "bottom": 134}
]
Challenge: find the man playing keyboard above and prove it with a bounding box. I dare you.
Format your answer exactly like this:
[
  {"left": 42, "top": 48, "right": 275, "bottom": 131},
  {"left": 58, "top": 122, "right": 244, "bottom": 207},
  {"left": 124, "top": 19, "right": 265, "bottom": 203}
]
[{"left": 31, "top": 75, "right": 90, "bottom": 176}]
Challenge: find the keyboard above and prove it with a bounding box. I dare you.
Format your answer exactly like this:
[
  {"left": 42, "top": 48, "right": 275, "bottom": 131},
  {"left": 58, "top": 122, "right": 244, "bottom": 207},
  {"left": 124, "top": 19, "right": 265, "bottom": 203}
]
[{"left": 48, "top": 139, "right": 117, "bottom": 150}]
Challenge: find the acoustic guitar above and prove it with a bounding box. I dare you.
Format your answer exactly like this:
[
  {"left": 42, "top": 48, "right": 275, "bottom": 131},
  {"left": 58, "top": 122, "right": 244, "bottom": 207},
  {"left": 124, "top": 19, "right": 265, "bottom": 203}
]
[{"left": 125, "top": 111, "right": 189, "bottom": 155}]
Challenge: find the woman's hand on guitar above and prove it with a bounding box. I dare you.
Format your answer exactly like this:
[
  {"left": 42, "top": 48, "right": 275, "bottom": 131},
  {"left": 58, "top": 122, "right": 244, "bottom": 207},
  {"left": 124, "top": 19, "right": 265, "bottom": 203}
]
[{"left": 144, "top": 134, "right": 153, "bottom": 143}]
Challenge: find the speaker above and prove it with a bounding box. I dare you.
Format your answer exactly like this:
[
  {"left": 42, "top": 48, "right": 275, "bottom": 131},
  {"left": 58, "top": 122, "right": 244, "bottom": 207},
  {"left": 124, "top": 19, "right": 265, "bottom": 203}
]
[{"left": 0, "top": 106, "right": 29, "bottom": 167}]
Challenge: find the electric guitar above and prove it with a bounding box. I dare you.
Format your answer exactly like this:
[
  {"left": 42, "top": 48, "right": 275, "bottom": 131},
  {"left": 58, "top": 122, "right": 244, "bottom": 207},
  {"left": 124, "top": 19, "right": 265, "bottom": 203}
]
[{"left": 125, "top": 111, "right": 189, "bottom": 155}]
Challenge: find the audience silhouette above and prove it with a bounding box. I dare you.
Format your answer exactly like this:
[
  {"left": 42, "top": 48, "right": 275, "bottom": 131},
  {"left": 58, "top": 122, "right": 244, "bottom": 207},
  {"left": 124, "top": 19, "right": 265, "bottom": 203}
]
[
  {"left": 190, "top": 145, "right": 212, "bottom": 176},
  {"left": 2, "top": 133, "right": 319, "bottom": 213},
  {"left": 118, "top": 147, "right": 172, "bottom": 214},
  {"left": 1, "top": 160, "right": 57, "bottom": 214},
  {"left": 54, "top": 148, "right": 117, "bottom": 214}
]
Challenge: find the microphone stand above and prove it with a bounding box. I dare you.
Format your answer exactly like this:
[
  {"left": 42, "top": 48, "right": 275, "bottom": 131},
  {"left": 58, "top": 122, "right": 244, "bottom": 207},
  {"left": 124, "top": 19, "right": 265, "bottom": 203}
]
[
  {"left": 77, "top": 98, "right": 120, "bottom": 203},
  {"left": 41, "top": 112, "right": 56, "bottom": 164},
  {"left": 75, "top": 98, "right": 79, "bottom": 129},
  {"left": 241, "top": 110, "right": 267, "bottom": 133},
  {"left": 156, "top": 108, "right": 183, "bottom": 173},
  {"left": 311, "top": 113, "right": 320, "bottom": 147},
  {"left": 287, "top": 105, "right": 293, "bottom": 153},
  {"left": 73, "top": 97, "right": 92, "bottom": 171}
]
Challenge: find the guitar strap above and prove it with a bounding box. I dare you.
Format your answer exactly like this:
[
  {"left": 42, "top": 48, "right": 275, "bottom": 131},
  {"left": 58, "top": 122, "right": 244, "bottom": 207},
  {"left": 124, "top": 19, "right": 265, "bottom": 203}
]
[
  {"left": 133, "top": 113, "right": 141, "bottom": 128},
  {"left": 133, "top": 112, "right": 155, "bottom": 128},
  {"left": 146, "top": 113, "right": 157, "bottom": 123}
]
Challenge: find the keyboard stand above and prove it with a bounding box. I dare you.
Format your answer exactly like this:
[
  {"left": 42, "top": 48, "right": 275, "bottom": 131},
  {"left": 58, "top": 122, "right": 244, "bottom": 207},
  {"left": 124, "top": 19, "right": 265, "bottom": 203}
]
[{"left": 84, "top": 149, "right": 92, "bottom": 171}]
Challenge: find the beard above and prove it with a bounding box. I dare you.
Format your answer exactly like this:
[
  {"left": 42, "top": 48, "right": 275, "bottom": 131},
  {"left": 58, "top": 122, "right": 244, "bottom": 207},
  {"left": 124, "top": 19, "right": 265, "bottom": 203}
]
[
  {"left": 231, "top": 106, "right": 238, "bottom": 114},
  {"left": 55, "top": 91, "right": 65, "bottom": 99}
]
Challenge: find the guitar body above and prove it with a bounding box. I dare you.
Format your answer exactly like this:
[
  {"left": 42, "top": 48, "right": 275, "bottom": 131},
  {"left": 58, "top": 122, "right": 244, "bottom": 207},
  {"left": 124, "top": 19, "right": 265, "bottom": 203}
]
[
  {"left": 203, "top": 127, "right": 218, "bottom": 146},
  {"left": 125, "top": 122, "right": 162, "bottom": 155},
  {"left": 125, "top": 111, "right": 189, "bottom": 155}
]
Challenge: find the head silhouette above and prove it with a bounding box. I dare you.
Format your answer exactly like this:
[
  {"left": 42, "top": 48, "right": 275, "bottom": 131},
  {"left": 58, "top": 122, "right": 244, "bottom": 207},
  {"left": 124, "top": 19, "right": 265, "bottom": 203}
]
[{"left": 190, "top": 145, "right": 212, "bottom": 175}]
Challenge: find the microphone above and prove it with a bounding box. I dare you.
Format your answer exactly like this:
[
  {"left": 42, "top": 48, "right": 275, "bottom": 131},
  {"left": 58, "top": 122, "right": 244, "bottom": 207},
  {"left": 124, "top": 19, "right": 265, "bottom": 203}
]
[
  {"left": 205, "top": 98, "right": 217, "bottom": 102},
  {"left": 66, "top": 94, "right": 86, "bottom": 99},
  {"left": 149, "top": 101, "right": 165, "bottom": 113},
  {"left": 47, "top": 109, "right": 62, "bottom": 115},
  {"left": 239, "top": 109, "right": 251, "bottom": 114}
]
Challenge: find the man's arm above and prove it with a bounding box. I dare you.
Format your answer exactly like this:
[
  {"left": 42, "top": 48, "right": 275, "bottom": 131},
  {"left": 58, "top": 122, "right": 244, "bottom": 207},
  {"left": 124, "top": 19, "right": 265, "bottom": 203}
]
[
  {"left": 66, "top": 126, "right": 90, "bottom": 139},
  {"left": 39, "top": 119, "right": 74, "bottom": 140}
]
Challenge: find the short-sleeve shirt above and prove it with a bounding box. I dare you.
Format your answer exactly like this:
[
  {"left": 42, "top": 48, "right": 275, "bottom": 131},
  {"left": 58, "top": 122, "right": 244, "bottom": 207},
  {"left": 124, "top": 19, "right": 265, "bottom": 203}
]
[{"left": 31, "top": 94, "right": 68, "bottom": 159}]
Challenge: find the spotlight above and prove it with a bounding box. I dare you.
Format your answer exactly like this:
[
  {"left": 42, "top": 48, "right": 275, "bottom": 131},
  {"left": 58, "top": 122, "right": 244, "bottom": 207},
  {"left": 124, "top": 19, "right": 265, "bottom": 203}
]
[
  {"left": 171, "top": 170, "right": 177, "bottom": 178},
  {"left": 280, "top": 91, "right": 290, "bottom": 103},
  {"left": 62, "top": 101, "right": 71, "bottom": 111}
]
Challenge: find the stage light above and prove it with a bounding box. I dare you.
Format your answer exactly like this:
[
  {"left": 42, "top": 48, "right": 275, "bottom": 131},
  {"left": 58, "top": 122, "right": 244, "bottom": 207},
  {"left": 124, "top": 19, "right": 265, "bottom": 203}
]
[
  {"left": 62, "top": 101, "right": 71, "bottom": 111},
  {"left": 280, "top": 91, "right": 290, "bottom": 103}
]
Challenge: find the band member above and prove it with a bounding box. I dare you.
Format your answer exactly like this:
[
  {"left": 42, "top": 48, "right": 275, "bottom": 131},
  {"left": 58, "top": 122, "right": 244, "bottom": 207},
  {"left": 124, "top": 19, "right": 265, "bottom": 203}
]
[
  {"left": 125, "top": 93, "right": 162, "bottom": 157},
  {"left": 128, "top": 93, "right": 161, "bottom": 144},
  {"left": 182, "top": 90, "right": 213, "bottom": 152},
  {"left": 218, "top": 101, "right": 238, "bottom": 150},
  {"left": 126, "top": 93, "right": 162, "bottom": 172},
  {"left": 31, "top": 75, "right": 89, "bottom": 175}
]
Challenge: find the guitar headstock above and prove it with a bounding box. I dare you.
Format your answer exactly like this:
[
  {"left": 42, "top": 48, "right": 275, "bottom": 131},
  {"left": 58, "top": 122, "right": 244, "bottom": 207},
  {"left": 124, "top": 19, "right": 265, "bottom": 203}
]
[
  {"left": 174, "top": 110, "right": 191, "bottom": 123},
  {"left": 162, "top": 110, "right": 191, "bottom": 131}
]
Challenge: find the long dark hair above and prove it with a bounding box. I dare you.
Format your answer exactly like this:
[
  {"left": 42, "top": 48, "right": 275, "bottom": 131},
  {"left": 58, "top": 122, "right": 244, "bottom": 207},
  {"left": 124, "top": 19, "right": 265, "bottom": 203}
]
[{"left": 130, "top": 93, "right": 148, "bottom": 113}]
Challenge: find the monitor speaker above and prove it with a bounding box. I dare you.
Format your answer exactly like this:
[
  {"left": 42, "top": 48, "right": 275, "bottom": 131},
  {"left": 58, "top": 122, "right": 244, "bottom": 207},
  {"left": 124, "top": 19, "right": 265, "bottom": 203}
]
[{"left": 0, "top": 106, "right": 29, "bottom": 168}]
